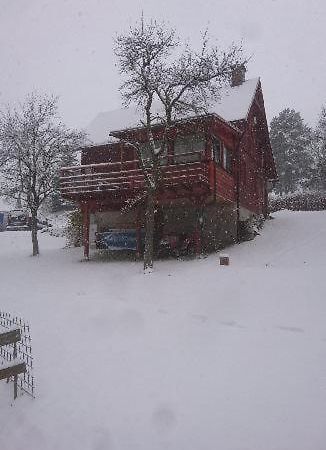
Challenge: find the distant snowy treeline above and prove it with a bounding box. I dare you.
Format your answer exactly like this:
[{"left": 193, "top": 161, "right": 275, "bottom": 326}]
[
  {"left": 269, "top": 190, "right": 326, "bottom": 212},
  {"left": 270, "top": 107, "right": 326, "bottom": 196}
]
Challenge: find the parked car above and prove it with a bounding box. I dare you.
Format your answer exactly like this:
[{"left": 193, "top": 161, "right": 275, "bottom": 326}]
[
  {"left": 0, "top": 211, "right": 9, "bottom": 232},
  {"left": 7, "top": 210, "right": 30, "bottom": 230},
  {"left": 6, "top": 210, "right": 50, "bottom": 231}
]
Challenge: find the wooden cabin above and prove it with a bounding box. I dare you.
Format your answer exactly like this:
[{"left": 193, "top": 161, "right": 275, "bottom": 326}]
[{"left": 60, "top": 70, "right": 277, "bottom": 258}]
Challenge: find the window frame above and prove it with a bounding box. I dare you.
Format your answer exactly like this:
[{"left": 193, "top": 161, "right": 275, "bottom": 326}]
[
  {"left": 173, "top": 133, "right": 206, "bottom": 164},
  {"left": 223, "top": 145, "right": 233, "bottom": 174},
  {"left": 138, "top": 140, "right": 168, "bottom": 167},
  {"left": 212, "top": 135, "right": 233, "bottom": 175},
  {"left": 212, "top": 136, "right": 222, "bottom": 166}
]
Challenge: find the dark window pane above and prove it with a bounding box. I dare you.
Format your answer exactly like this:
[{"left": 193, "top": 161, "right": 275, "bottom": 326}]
[
  {"left": 139, "top": 143, "right": 152, "bottom": 168},
  {"left": 154, "top": 140, "right": 167, "bottom": 166},
  {"left": 213, "top": 137, "right": 222, "bottom": 165},
  {"left": 223, "top": 147, "right": 233, "bottom": 173},
  {"left": 174, "top": 134, "right": 205, "bottom": 163},
  {"left": 139, "top": 140, "right": 167, "bottom": 167}
]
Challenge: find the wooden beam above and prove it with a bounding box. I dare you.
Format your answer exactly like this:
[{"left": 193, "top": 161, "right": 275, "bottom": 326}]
[
  {"left": 0, "top": 362, "right": 26, "bottom": 381},
  {"left": 0, "top": 361, "right": 26, "bottom": 400},
  {"left": 0, "top": 329, "right": 21, "bottom": 347}
]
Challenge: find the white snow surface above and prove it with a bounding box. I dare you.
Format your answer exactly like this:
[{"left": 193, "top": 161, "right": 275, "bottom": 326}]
[
  {"left": 86, "top": 79, "right": 259, "bottom": 144},
  {"left": 1, "top": 210, "right": 326, "bottom": 450},
  {"left": 210, "top": 77, "right": 259, "bottom": 122},
  {"left": 0, "top": 197, "right": 12, "bottom": 211},
  {"left": 86, "top": 107, "right": 142, "bottom": 145}
]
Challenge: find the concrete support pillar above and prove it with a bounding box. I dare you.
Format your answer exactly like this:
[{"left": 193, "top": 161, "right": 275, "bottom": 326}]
[
  {"left": 82, "top": 203, "right": 90, "bottom": 259},
  {"left": 195, "top": 204, "right": 203, "bottom": 256},
  {"left": 136, "top": 207, "right": 142, "bottom": 258}
]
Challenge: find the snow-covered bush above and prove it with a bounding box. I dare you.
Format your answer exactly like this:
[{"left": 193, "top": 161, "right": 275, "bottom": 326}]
[
  {"left": 239, "top": 214, "right": 265, "bottom": 241},
  {"left": 269, "top": 190, "right": 326, "bottom": 211},
  {"left": 66, "top": 209, "right": 83, "bottom": 247}
]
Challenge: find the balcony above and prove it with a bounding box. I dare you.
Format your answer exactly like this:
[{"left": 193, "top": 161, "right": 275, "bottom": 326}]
[{"left": 60, "top": 152, "right": 211, "bottom": 202}]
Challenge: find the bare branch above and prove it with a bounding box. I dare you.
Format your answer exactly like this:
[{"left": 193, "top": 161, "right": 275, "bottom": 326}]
[{"left": 0, "top": 93, "right": 85, "bottom": 255}]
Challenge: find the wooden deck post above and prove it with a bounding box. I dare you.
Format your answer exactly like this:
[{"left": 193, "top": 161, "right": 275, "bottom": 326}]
[
  {"left": 136, "top": 207, "right": 142, "bottom": 258},
  {"left": 195, "top": 203, "right": 203, "bottom": 256},
  {"left": 82, "top": 203, "right": 90, "bottom": 259},
  {"left": 263, "top": 182, "right": 268, "bottom": 218}
]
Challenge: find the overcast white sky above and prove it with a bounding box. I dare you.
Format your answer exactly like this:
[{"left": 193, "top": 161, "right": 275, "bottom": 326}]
[{"left": 1, "top": 0, "right": 325, "bottom": 130}]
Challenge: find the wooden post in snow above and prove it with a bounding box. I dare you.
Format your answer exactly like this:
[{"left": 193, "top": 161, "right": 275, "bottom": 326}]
[
  {"left": 194, "top": 203, "right": 203, "bottom": 256},
  {"left": 136, "top": 207, "right": 142, "bottom": 258},
  {"left": 219, "top": 253, "right": 230, "bottom": 265},
  {"left": 82, "top": 203, "right": 90, "bottom": 259}
]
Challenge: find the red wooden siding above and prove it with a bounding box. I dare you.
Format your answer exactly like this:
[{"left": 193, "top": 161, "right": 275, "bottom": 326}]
[
  {"left": 60, "top": 89, "right": 276, "bottom": 216},
  {"left": 234, "top": 83, "right": 274, "bottom": 215},
  {"left": 215, "top": 166, "right": 236, "bottom": 202}
]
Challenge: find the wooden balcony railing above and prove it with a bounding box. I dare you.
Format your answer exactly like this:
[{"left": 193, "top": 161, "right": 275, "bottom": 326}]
[{"left": 60, "top": 152, "right": 210, "bottom": 199}]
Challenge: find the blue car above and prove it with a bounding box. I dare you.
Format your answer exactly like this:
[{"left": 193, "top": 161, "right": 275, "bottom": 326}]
[{"left": 0, "top": 211, "right": 9, "bottom": 232}]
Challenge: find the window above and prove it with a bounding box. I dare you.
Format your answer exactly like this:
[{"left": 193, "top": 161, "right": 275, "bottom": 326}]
[
  {"left": 138, "top": 143, "right": 152, "bottom": 168},
  {"left": 212, "top": 137, "right": 232, "bottom": 173},
  {"left": 138, "top": 140, "right": 167, "bottom": 167},
  {"left": 174, "top": 134, "right": 205, "bottom": 163},
  {"left": 212, "top": 137, "right": 222, "bottom": 165},
  {"left": 223, "top": 146, "right": 233, "bottom": 173},
  {"left": 155, "top": 140, "right": 168, "bottom": 166}
]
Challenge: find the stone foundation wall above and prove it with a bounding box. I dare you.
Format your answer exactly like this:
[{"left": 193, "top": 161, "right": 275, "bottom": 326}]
[
  {"left": 162, "top": 202, "right": 237, "bottom": 251},
  {"left": 93, "top": 202, "right": 238, "bottom": 253},
  {"left": 162, "top": 206, "right": 198, "bottom": 234},
  {"left": 201, "top": 203, "right": 237, "bottom": 251}
]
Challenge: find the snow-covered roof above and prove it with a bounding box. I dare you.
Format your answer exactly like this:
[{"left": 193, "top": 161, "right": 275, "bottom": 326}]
[
  {"left": 86, "top": 107, "right": 141, "bottom": 144},
  {"left": 209, "top": 77, "right": 259, "bottom": 122},
  {"left": 86, "top": 78, "right": 260, "bottom": 145}
]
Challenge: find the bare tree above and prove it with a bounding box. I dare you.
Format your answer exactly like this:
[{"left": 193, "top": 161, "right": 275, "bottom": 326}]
[
  {"left": 114, "top": 17, "right": 245, "bottom": 271},
  {"left": 0, "top": 93, "right": 85, "bottom": 256},
  {"left": 115, "top": 17, "right": 177, "bottom": 271},
  {"left": 155, "top": 34, "right": 244, "bottom": 124}
]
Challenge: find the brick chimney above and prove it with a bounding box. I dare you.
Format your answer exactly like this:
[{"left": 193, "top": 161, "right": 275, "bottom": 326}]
[{"left": 231, "top": 64, "right": 247, "bottom": 87}]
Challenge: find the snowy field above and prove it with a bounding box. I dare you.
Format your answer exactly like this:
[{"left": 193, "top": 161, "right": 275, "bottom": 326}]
[{"left": 0, "top": 210, "right": 326, "bottom": 450}]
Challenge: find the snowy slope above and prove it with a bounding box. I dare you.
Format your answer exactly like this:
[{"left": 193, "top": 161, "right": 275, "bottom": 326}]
[{"left": 0, "top": 210, "right": 326, "bottom": 450}]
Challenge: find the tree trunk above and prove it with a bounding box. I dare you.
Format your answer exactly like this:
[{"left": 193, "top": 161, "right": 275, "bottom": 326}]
[
  {"left": 143, "top": 190, "right": 155, "bottom": 272},
  {"left": 31, "top": 211, "right": 39, "bottom": 256},
  {"left": 16, "top": 193, "right": 22, "bottom": 209},
  {"left": 166, "top": 108, "right": 172, "bottom": 125}
]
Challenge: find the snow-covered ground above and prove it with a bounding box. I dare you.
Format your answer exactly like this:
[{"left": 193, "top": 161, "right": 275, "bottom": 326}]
[
  {"left": 0, "top": 210, "right": 326, "bottom": 450},
  {"left": 0, "top": 197, "right": 12, "bottom": 211}
]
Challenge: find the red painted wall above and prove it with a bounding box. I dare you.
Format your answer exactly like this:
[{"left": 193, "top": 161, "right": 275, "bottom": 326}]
[
  {"left": 234, "top": 83, "right": 274, "bottom": 215},
  {"left": 78, "top": 92, "right": 275, "bottom": 216}
]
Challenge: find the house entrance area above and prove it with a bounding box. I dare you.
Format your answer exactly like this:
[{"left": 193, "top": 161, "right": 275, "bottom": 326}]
[{"left": 86, "top": 201, "right": 237, "bottom": 259}]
